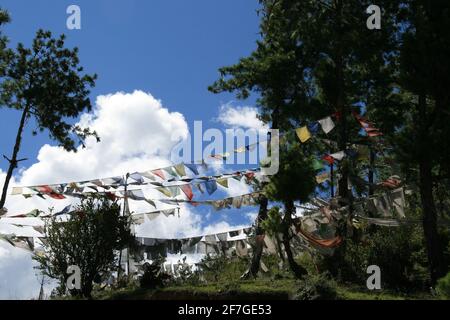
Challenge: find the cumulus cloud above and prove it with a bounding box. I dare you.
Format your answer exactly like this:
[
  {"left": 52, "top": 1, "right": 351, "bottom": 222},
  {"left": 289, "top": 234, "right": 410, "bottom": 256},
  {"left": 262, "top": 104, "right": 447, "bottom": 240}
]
[
  {"left": 0, "top": 90, "right": 248, "bottom": 299},
  {"left": 216, "top": 102, "right": 267, "bottom": 131},
  {"left": 0, "top": 242, "right": 48, "bottom": 299},
  {"left": 19, "top": 90, "right": 188, "bottom": 186}
]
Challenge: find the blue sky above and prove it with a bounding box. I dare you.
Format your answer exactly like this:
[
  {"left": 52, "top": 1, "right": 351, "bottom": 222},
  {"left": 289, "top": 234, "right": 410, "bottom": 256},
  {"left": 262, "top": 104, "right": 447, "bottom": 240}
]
[{"left": 0, "top": 0, "right": 261, "bottom": 171}]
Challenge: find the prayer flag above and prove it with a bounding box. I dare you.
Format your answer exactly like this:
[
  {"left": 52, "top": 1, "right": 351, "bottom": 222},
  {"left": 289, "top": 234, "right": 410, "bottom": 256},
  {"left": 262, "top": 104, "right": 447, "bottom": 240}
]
[
  {"left": 318, "top": 116, "right": 335, "bottom": 134},
  {"left": 295, "top": 126, "right": 311, "bottom": 143},
  {"left": 180, "top": 184, "right": 194, "bottom": 200}
]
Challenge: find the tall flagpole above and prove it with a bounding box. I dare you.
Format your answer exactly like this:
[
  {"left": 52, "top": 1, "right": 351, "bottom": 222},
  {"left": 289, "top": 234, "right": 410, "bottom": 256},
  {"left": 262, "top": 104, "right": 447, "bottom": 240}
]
[{"left": 117, "top": 173, "right": 129, "bottom": 281}]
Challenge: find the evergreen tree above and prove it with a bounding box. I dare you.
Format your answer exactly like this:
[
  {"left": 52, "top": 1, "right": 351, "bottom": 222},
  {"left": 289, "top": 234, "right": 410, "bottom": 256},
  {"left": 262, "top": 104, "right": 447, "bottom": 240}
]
[{"left": 0, "top": 28, "right": 98, "bottom": 210}]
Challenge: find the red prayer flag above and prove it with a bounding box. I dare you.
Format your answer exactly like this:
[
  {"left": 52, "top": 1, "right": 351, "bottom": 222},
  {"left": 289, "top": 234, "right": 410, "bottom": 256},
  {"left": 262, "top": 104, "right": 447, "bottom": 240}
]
[
  {"left": 322, "top": 154, "right": 335, "bottom": 165},
  {"left": 151, "top": 169, "right": 165, "bottom": 180},
  {"left": 180, "top": 184, "right": 194, "bottom": 200}
]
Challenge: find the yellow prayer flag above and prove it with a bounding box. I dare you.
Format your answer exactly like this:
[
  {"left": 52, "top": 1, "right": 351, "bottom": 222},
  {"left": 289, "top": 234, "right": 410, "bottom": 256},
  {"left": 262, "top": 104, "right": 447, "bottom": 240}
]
[
  {"left": 295, "top": 126, "right": 311, "bottom": 143},
  {"left": 315, "top": 172, "right": 330, "bottom": 184},
  {"left": 217, "top": 178, "right": 229, "bottom": 188}
]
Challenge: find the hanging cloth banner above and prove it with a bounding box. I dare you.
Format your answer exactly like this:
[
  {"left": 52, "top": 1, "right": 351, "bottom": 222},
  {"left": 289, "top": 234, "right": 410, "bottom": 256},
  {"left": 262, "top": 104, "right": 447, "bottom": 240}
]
[{"left": 296, "top": 228, "right": 342, "bottom": 248}]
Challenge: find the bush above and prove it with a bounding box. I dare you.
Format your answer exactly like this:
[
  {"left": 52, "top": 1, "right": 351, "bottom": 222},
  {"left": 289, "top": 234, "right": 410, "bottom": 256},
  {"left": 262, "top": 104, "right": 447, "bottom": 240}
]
[
  {"left": 436, "top": 272, "right": 450, "bottom": 299},
  {"left": 34, "top": 196, "right": 134, "bottom": 298},
  {"left": 139, "top": 257, "right": 171, "bottom": 289},
  {"left": 321, "top": 222, "right": 430, "bottom": 291},
  {"left": 294, "top": 273, "right": 338, "bottom": 300}
]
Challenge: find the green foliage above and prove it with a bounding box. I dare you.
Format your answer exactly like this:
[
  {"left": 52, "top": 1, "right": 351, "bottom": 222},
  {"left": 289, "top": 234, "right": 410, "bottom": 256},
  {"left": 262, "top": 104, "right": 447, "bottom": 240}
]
[
  {"left": 0, "top": 8, "right": 11, "bottom": 76},
  {"left": 436, "top": 272, "right": 450, "bottom": 299},
  {"left": 294, "top": 273, "right": 338, "bottom": 300},
  {"left": 0, "top": 29, "right": 98, "bottom": 150},
  {"left": 198, "top": 254, "right": 250, "bottom": 283},
  {"left": 139, "top": 257, "right": 172, "bottom": 289},
  {"left": 34, "top": 196, "right": 134, "bottom": 298},
  {"left": 261, "top": 206, "right": 283, "bottom": 235},
  {"left": 321, "top": 222, "right": 430, "bottom": 291},
  {"left": 264, "top": 141, "right": 316, "bottom": 203}
]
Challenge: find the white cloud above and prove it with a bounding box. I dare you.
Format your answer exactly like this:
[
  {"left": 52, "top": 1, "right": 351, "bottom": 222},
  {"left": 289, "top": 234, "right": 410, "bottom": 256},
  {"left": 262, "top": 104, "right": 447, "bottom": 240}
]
[
  {"left": 0, "top": 242, "right": 44, "bottom": 299},
  {"left": 216, "top": 102, "right": 267, "bottom": 130},
  {"left": 19, "top": 90, "right": 188, "bottom": 186}
]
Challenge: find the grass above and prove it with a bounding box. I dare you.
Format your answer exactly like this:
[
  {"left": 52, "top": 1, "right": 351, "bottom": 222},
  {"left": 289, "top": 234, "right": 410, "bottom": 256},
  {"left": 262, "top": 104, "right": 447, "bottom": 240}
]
[{"left": 90, "top": 279, "right": 438, "bottom": 300}]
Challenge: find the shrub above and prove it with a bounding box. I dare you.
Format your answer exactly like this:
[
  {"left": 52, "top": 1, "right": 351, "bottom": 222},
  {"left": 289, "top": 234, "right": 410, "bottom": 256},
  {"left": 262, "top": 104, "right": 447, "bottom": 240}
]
[
  {"left": 294, "top": 273, "right": 338, "bottom": 300},
  {"left": 139, "top": 257, "right": 171, "bottom": 289},
  {"left": 321, "top": 222, "right": 430, "bottom": 291},
  {"left": 436, "top": 272, "right": 450, "bottom": 299}
]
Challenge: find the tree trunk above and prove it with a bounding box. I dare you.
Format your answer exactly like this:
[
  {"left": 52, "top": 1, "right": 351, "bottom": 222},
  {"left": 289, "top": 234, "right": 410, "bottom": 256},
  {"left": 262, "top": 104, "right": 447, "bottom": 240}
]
[
  {"left": 282, "top": 200, "right": 307, "bottom": 279},
  {"left": 241, "top": 107, "right": 279, "bottom": 279},
  {"left": 82, "top": 280, "right": 93, "bottom": 299},
  {"left": 241, "top": 195, "right": 268, "bottom": 279},
  {"left": 0, "top": 105, "right": 29, "bottom": 209},
  {"left": 419, "top": 158, "right": 445, "bottom": 284},
  {"left": 335, "top": 0, "right": 349, "bottom": 203},
  {"left": 417, "top": 94, "right": 445, "bottom": 284}
]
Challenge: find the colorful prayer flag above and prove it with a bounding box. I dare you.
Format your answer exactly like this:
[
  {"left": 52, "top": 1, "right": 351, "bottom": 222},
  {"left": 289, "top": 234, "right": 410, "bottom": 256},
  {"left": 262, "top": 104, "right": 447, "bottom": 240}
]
[{"left": 295, "top": 126, "right": 312, "bottom": 143}]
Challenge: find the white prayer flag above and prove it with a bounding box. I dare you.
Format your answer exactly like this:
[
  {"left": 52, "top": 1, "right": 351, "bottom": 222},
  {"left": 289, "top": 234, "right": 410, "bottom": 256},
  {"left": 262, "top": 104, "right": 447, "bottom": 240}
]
[
  {"left": 330, "top": 151, "right": 345, "bottom": 160},
  {"left": 318, "top": 116, "right": 335, "bottom": 134}
]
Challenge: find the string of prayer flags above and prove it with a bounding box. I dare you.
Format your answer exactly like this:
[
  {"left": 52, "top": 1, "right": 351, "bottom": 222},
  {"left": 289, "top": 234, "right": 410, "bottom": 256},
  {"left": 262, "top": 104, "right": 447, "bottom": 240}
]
[
  {"left": 32, "top": 186, "right": 66, "bottom": 199},
  {"left": 156, "top": 192, "right": 261, "bottom": 211},
  {"left": 8, "top": 209, "right": 42, "bottom": 218},
  {"left": 0, "top": 234, "right": 35, "bottom": 251},
  {"left": 11, "top": 164, "right": 260, "bottom": 198}
]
